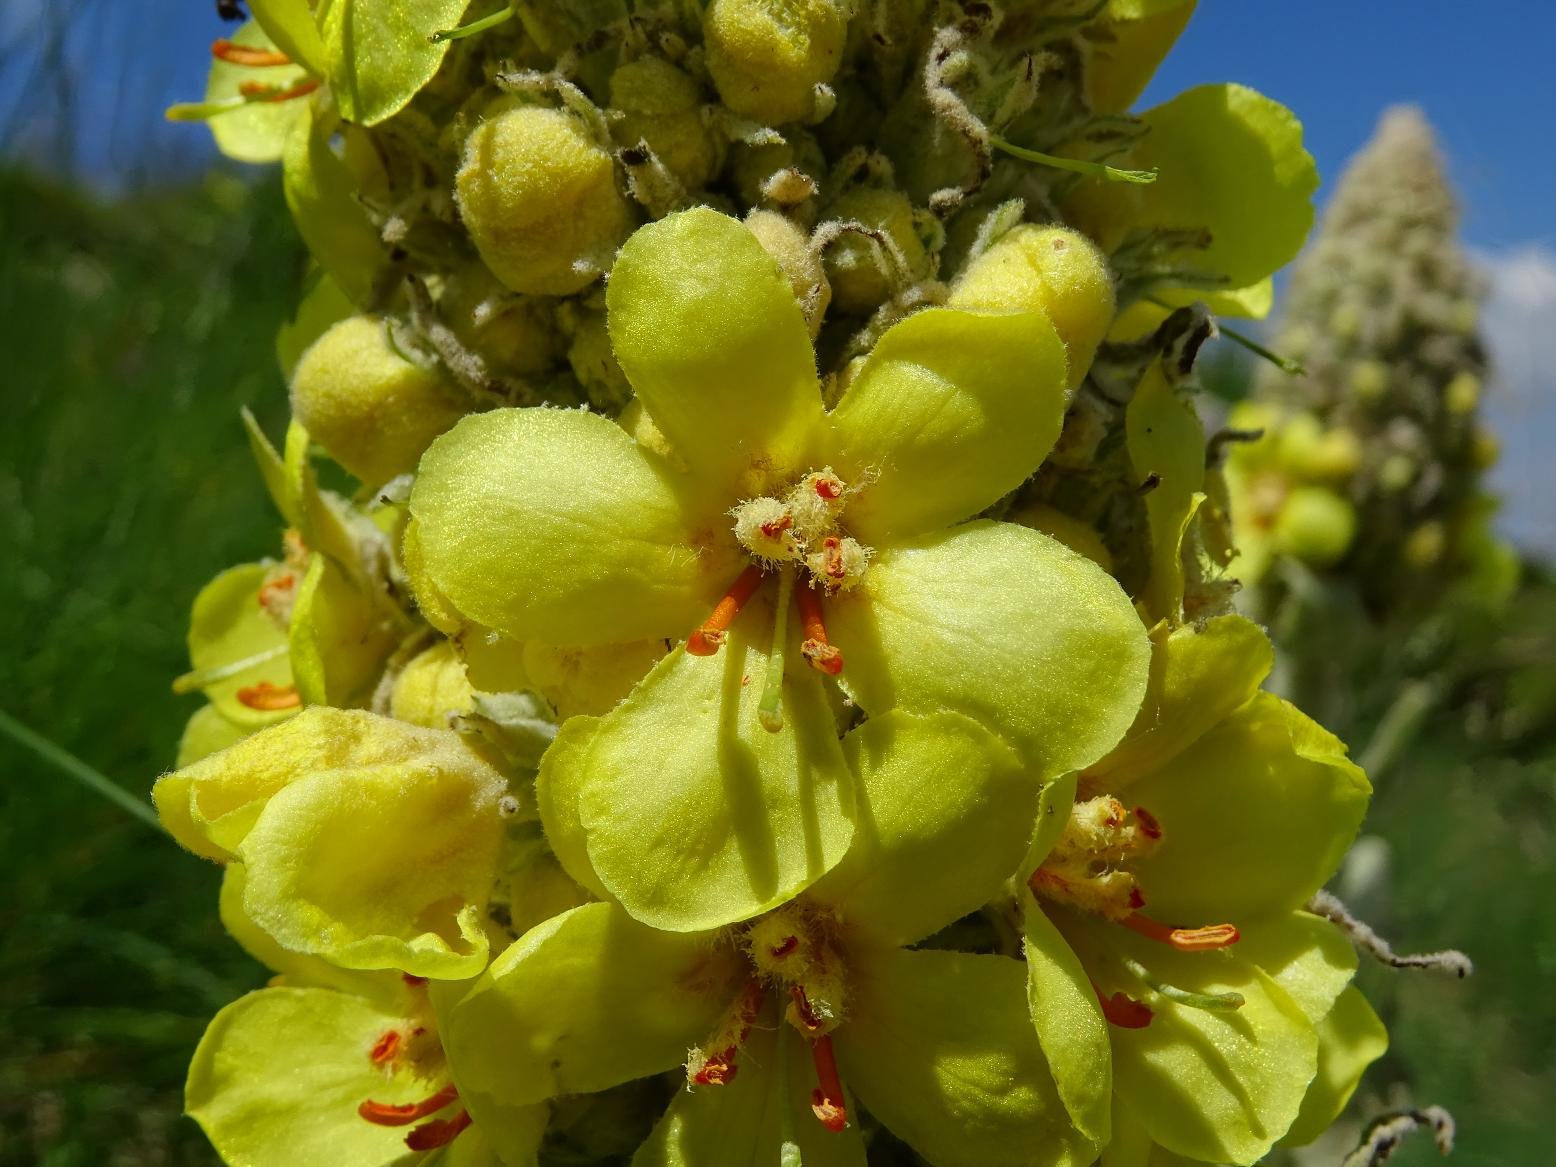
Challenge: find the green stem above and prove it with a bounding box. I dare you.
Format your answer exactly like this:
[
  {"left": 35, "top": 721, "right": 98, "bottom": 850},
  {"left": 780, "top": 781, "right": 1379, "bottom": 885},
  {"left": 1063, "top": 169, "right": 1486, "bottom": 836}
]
[
  {"left": 429, "top": 3, "right": 515, "bottom": 43},
  {"left": 1358, "top": 678, "right": 1442, "bottom": 782},
  {"left": 0, "top": 709, "right": 164, "bottom": 833},
  {"left": 759, "top": 569, "right": 795, "bottom": 734},
  {"left": 990, "top": 135, "right": 1157, "bottom": 185},
  {"left": 1121, "top": 957, "right": 1244, "bottom": 1012}
]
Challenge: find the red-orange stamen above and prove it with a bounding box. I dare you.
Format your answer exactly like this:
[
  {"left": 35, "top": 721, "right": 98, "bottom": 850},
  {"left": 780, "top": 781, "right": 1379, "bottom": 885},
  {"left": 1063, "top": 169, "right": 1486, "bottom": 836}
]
[
  {"left": 405, "top": 1109, "right": 473, "bottom": 1151},
  {"left": 690, "top": 981, "right": 766, "bottom": 1086},
  {"left": 807, "top": 1034, "right": 848, "bottom": 1132},
  {"left": 819, "top": 536, "right": 846, "bottom": 582},
  {"left": 1133, "top": 806, "right": 1162, "bottom": 839},
  {"left": 687, "top": 565, "right": 765, "bottom": 656},
  {"left": 1121, "top": 913, "right": 1240, "bottom": 951},
  {"left": 789, "top": 985, "right": 823, "bottom": 1033},
  {"left": 368, "top": 1029, "right": 402, "bottom": 1065},
  {"left": 238, "top": 78, "right": 321, "bottom": 103},
  {"left": 211, "top": 39, "right": 293, "bottom": 66},
  {"left": 236, "top": 681, "right": 301, "bottom": 710},
  {"left": 796, "top": 586, "right": 844, "bottom": 675},
  {"left": 358, "top": 1084, "right": 459, "bottom": 1127},
  {"left": 1089, "top": 979, "right": 1154, "bottom": 1029},
  {"left": 760, "top": 514, "right": 794, "bottom": 539},
  {"left": 1027, "top": 867, "right": 1067, "bottom": 895},
  {"left": 256, "top": 572, "right": 295, "bottom": 608},
  {"left": 814, "top": 476, "right": 844, "bottom": 500}
]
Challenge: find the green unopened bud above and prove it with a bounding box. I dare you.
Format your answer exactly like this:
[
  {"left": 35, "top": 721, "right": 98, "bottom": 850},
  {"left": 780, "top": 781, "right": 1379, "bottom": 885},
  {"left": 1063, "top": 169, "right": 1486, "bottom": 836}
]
[
  {"left": 950, "top": 225, "right": 1115, "bottom": 390},
  {"left": 704, "top": 0, "right": 847, "bottom": 126},
  {"left": 1349, "top": 358, "right": 1390, "bottom": 403},
  {"left": 609, "top": 57, "right": 721, "bottom": 191},
  {"left": 289, "top": 316, "right": 465, "bottom": 486},
  {"left": 1443, "top": 371, "right": 1480, "bottom": 414},
  {"left": 1469, "top": 426, "right": 1500, "bottom": 470},
  {"left": 1273, "top": 486, "right": 1357, "bottom": 568},
  {"left": 730, "top": 133, "right": 826, "bottom": 208},
  {"left": 439, "top": 266, "right": 563, "bottom": 378},
  {"left": 455, "top": 103, "right": 634, "bottom": 295},
  {"left": 1378, "top": 453, "right": 1417, "bottom": 493},
  {"left": 745, "top": 209, "right": 830, "bottom": 335},
  {"left": 822, "top": 186, "right": 928, "bottom": 315},
  {"left": 1007, "top": 502, "right": 1114, "bottom": 573},
  {"left": 564, "top": 305, "right": 633, "bottom": 412},
  {"left": 1275, "top": 413, "right": 1361, "bottom": 482},
  {"left": 390, "top": 641, "right": 476, "bottom": 729}
]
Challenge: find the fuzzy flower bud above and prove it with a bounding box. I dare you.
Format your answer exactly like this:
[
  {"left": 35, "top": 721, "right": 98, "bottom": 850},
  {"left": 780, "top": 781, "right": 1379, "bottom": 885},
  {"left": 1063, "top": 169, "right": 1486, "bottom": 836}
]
[{"left": 703, "top": 0, "right": 847, "bottom": 125}]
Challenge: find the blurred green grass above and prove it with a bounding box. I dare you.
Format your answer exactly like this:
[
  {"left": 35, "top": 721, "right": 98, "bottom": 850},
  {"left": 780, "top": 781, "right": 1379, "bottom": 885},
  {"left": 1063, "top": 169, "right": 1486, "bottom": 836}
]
[
  {"left": 0, "top": 164, "right": 1552, "bottom": 1166},
  {"left": 0, "top": 168, "right": 298, "bottom": 1164}
]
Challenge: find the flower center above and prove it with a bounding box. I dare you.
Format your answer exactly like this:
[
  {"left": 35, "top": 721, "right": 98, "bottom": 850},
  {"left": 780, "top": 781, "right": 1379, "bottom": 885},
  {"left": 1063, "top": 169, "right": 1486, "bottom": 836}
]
[
  {"left": 356, "top": 975, "right": 472, "bottom": 1153},
  {"left": 685, "top": 468, "right": 866, "bottom": 732},
  {"left": 685, "top": 903, "right": 853, "bottom": 1132},
  {"left": 1029, "top": 796, "right": 1242, "bottom": 1029}
]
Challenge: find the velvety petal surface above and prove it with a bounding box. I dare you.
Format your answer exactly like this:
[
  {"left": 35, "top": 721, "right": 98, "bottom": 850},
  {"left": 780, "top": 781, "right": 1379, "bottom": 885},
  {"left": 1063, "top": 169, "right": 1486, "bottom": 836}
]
[
  {"left": 838, "top": 947, "right": 1095, "bottom": 1167},
  {"left": 571, "top": 606, "right": 856, "bottom": 932},
  {"left": 809, "top": 710, "right": 1033, "bottom": 946},
  {"left": 444, "top": 903, "right": 739, "bottom": 1106},
  {"left": 409, "top": 407, "right": 740, "bottom": 646},
  {"left": 829, "top": 521, "right": 1150, "bottom": 779},
  {"left": 1129, "top": 692, "right": 1370, "bottom": 923},
  {"left": 1023, "top": 899, "right": 1112, "bottom": 1144},
  {"left": 185, "top": 563, "right": 295, "bottom": 732},
  {"left": 828, "top": 306, "right": 1069, "bottom": 542},
  {"left": 607, "top": 207, "right": 825, "bottom": 492},
  {"left": 1280, "top": 986, "right": 1388, "bottom": 1147}
]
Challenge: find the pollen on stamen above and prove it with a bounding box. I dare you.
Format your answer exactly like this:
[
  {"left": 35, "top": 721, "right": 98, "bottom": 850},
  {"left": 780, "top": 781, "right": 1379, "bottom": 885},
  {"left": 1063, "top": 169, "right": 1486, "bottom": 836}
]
[
  {"left": 1121, "top": 913, "right": 1240, "bottom": 951},
  {"left": 236, "top": 681, "right": 301, "bottom": 710},
  {"left": 358, "top": 1083, "right": 459, "bottom": 1127},
  {"left": 797, "top": 586, "right": 844, "bottom": 675},
  {"left": 807, "top": 1033, "right": 848, "bottom": 1133},
  {"left": 368, "top": 1029, "right": 402, "bottom": 1065},
  {"left": 687, "top": 565, "right": 765, "bottom": 656}
]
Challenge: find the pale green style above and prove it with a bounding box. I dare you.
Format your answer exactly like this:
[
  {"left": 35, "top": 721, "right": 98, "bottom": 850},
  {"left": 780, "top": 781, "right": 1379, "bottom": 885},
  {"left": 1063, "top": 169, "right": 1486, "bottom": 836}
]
[
  {"left": 410, "top": 206, "right": 1151, "bottom": 931},
  {"left": 445, "top": 711, "right": 1095, "bottom": 1167}
]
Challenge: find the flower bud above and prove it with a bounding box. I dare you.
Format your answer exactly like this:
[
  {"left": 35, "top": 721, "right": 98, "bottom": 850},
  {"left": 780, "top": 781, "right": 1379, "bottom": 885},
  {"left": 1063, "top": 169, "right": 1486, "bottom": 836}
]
[
  {"left": 1403, "top": 520, "right": 1446, "bottom": 569},
  {"left": 1273, "top": 486, "right": 1356, "bottom": 568},
  {"left": 390, "top": 641, "right": 475, "bottom": 729},
  {"left": 950, "top": 225, "right": 1115, "bottom": 391},
  {"left": 703, "top": 0, "right": 847, "bottom": 126},
  {"left": 290, "top": 316, "right": 465, "bottom": 486},
  {"left": 455, "top": 103, "right": 633, "bottom": 296},
  {"left": 822, "top": 186, "right": 928, "bottom": 316},
  {"left": 609, "top": 57, "right": 720, "bottom": 191},
  {"left": 744, "top": 209, "right": 830, "bottom": 334},
  {"left": 563, "top": 304, "right": 634, "bottom": 412},
  {"left": 1443, "top": 370, "right": 1480, "bottom": 414},
  {"left": 438, "top": 266, "right": 563, "bottom": 378},
  {"left": 1348, "top": 358, "right": 1390, "bottom": 403}
]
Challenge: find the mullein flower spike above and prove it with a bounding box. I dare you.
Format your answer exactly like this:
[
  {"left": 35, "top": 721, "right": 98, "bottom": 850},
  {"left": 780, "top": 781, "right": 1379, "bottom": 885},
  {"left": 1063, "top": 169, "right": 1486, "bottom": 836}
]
[{"left": 148, "top": 2, "right": 1466, "bottom": 1165}]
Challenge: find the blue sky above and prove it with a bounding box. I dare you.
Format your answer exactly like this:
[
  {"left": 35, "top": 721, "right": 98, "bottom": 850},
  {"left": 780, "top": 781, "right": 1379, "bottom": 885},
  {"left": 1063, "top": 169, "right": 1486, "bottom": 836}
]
[{"left": 3, "top": 0, "right": 1553, "bottom": 548}]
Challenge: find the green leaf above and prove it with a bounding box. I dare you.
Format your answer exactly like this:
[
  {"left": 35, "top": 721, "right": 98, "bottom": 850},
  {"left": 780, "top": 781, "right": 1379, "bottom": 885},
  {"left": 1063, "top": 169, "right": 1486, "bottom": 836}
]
[
  {"left": 829, "top": 521, "right": 1151, "bottom": 781},
  {"left": 606, "top": 207, "right": 825, "bottom": 493},
  {"left": 633, "top": 1022, "right": 868, "bottom": 1167},
  {"left": 1023, "top": 901, "right": 1112, "bottom": 1144},
  {"left": 1125, "top": 359, "right": 1205, "bottom": 624},
  {"left": 828, "top": 306, "right": 1070, "bottom": 543},
  {"left": 187, "top": 986, "right": 444, "bottom": 1167},
  {"left": 1128, "top": 692, "right": 1370, "bottom": 924},
  {"left": 282, "top": 100, "right": 386, "bottom": 306},
  {"left": 409, "top": 407, "right": 742, "bottom": 647},
  {"left": 809, "top": 710, "right": 1034, "bottom": 946},
  {"left": 838, "top": 947, "right": 1096, "bottom": 1167},
  {"left": 570, "top": 615, "right": 856, "bottom": 932},
  {"left": 444, "top": 902, "right": 739, "bottom": 1106},
  {"left": 315, "top": 0, "right": 470, "bottom": 126},
  {"left": 201, "top": 21, "right": 310, "bottom": 163}
]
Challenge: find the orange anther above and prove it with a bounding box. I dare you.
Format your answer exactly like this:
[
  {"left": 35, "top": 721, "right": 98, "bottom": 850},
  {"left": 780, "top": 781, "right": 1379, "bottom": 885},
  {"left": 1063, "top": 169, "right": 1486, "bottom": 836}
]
[
  {"left": 770, "top": 934, "right": 799, "bottom": 959},
  {"left": 789, "top": 985, "right": 823, "bottom": 1032},
  {"left": 807, "top": 1033, "right": 848, "bottom": 1132},
  {"left": 796, "top": 586, "right": 844, "bottom": 676},
  {"left": 236, "top": 681, "right": 301, "bottom": 710},
  {"left": 1133, "top": 806, "right": 1162, "bottom": 839},
  {"left": 211, "top": 39, "right": 293, "bottom": 66},
  {"left": 687, "top": 565, "right": 765, "bottom": 656},
  {"left": 358, "top": 1084, "right": 459, "bottom": 1127},
  {"left": 760, "top": 514, "right": 794, "bottom": 539},
  {"left": 238, "top": 78, "right": 321, "bottom": 103},
  {"left": 814, "top": 476, "right": 844, "bottom": 500},
  {"left": 819, "top": 536, "right": 846, "bottom": 581},
  {"left": 368, "top": 1029, "right": 402, "bottom": 1065},
  {"left": 1090, "top": 979, "right": 1153, "bottom": 1029},
  {"left": 405, "top": 1109, "right": 472, "bottom": 1151},
  {"left": 1121, "top": 913, "right": 1239, "bottom": 951},
  {"left": 257, "top": 572, "right": 295, "bottom": 608}
]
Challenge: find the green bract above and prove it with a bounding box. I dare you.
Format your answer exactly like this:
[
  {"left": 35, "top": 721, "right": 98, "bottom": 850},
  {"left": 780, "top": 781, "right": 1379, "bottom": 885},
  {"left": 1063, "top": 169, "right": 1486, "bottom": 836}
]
[{"left": 409, "top": 207, "right": 1151, "bottom": 931}]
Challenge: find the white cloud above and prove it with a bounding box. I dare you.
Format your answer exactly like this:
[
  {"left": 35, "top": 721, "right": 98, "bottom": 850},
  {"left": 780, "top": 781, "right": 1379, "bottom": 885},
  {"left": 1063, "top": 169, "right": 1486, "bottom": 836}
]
[{"left": 1478, "top": 243, "right": 1556, "bottom": 559}]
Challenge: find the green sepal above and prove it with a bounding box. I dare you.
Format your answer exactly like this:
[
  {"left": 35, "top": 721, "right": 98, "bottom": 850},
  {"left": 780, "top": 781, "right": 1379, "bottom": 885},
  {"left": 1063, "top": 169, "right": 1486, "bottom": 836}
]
[{"left": 1125, "top": 358, "right": 1205, "bottom": 624}]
